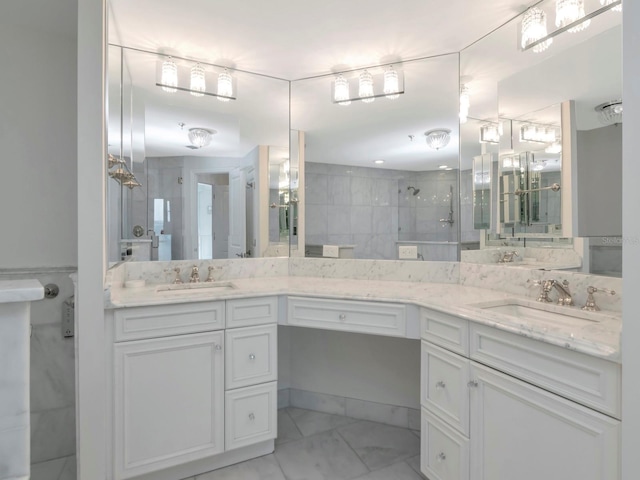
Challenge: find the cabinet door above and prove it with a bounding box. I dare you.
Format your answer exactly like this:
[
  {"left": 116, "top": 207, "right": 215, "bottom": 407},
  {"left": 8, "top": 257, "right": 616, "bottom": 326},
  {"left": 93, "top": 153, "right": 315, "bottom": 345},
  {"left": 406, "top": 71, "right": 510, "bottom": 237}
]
[
  {"left": 469, "top": 362, "right": 619, "bottom": 480},
  {"left": 113, "top": 332, "right": 225, "bottom": 479}
]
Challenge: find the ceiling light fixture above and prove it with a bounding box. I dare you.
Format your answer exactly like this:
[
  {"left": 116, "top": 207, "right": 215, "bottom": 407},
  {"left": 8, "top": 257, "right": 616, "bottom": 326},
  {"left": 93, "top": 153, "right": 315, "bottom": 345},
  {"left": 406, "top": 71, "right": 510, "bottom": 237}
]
[
  {"left": 383, "top": 65, "right": 400, "bottom": 100},
  {"left": 188, "top": 128, "right": 215, "bottom": 148},
  {"left": 556, "top": 0, "right": 590, "bottom": 33},
  {"left": 600, "top": 0, "right": 622, "bottom": 12},
  {"left": 438, "top": 165, "right": 448, "bottom": 169},
  {"left": 217, "top": 68, "right": 233, "bottom": 102},
  {"left": 520, "top": 124, "right": 557, "bottom": 143},
  {"left": 334, "top": 74, "right": 351, "bottom": 105},
  {"left": 521, "top": 7, "right": 553, "bottom": 52},
  {"left": 545, "top": 141, "right": 563, "bottom": 154},
  {"left": 374, "top": 159, "right": 385, "bottom": 164},
  {"left": 190, "top": 63, "right": 206, "bottom": 97},
  {"left": 161, "top": 57, "right": 178, "bottom": 92},
  {"left": 595, "top": 100, "right": 623, "bottom": 124},
  {"left": 359, "top": 70, "right": 375, "bottom": 103},
  {"left": 425, "top": 129, "right": 451, "bottom": 150},
  {"left": 459, "top": 84, "right": 470, "bottom": 124},
  {"left": 479, "top": 124, "right": 501, "bottom": 144}
]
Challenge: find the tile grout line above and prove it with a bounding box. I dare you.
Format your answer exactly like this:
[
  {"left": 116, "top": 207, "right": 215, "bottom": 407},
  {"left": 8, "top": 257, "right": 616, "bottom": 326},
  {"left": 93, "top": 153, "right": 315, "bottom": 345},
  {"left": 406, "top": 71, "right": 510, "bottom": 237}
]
[
  {"left": 282, "top": 407, "right": 305, "bottom": 439},
  {"left": 333, "top": 424, "right": 372, "bottom": 474}
]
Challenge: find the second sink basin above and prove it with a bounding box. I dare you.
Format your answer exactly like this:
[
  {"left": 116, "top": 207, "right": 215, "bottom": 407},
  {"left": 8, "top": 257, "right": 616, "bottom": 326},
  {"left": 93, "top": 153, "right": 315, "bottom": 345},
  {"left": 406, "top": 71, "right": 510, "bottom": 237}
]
[{"left": 156, "top": 281, "right": 236, "bottom": 294}]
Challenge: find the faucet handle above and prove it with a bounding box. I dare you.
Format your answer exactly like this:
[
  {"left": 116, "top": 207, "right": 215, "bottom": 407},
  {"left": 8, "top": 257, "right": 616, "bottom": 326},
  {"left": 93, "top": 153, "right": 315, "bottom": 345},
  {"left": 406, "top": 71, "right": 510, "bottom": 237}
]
[
  {"left": 172, "top": 267, "right": 183, "bottom": 284},
  {"left": 582, "top": 286, "right": 616, "bottom": 312},
  {"left": 205, "top": 266, "right": 221, "bottom": 283}
]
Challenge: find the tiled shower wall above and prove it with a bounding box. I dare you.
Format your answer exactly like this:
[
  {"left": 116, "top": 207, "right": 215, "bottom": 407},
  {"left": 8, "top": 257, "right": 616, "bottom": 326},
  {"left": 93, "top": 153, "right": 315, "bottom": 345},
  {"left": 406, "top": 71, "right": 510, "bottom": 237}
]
[{"left": 0, "top": 269, "right": 77, "bottom": 479}]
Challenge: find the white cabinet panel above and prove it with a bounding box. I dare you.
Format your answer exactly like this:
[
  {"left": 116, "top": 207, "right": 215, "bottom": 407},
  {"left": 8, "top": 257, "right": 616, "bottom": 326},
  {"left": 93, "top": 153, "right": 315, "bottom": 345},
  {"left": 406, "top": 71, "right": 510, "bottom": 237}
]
[
  {"left": 225, "top": 325, "right": 277, "bottom": 390},
  {"left": 421, "top": 408, "right": 470, "bottom": 480},
  {"left": 421, "top": 307, "right": 469, "bottom": 356},
  {"left": 113, "top": 332, "right": 225, "bottom": 479},
  {"left": 225, "top": 382, "right": 277, "bottom": 451},
  {"left": 421, "top": 341, "right": 470, "bottom": 435},
  {"left": 469, "top": 362, "right": 620, "bottom": 480},
  {"left": 226, "top": 296, "right": 278, "bottom": 328}
]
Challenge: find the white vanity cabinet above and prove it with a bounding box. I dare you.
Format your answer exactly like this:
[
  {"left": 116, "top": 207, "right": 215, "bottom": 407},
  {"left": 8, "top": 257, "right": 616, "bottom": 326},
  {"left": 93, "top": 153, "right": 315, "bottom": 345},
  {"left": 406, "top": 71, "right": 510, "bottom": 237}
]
[
  {"left": 420, "top": 307, "right": 621, "bottom": 480},
  {"left": 109, "top": 296, "right": 278, "bottom": 480}
]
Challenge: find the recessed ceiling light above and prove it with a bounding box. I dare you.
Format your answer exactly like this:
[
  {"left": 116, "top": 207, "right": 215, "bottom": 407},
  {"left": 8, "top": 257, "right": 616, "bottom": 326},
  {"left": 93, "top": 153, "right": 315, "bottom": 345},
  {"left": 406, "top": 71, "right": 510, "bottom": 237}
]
[
  {"left": 374, "top": 160, "right": 385, "bottom": 164},
  {"left": 438, "top": 165, "right": 448, "bottom": 169}
]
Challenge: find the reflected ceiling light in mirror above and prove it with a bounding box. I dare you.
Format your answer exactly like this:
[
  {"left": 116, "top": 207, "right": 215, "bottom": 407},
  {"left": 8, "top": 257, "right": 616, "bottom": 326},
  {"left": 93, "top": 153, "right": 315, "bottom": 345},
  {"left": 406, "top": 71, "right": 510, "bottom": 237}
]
[
  {"left": 161, "top": 58, "right": 178, "bottom": 92},
  {"left": 595, "top": 100, "right": 623, "bottom": 124},
  {"left": 502, "top": 156, "right": 520, "bottom": 169},
  {"left": 531, "top": 160, "right": 547, "bottom": 171},
  {"left": 334, "top": 74, "right": 351, "bottom": 105},
  {"left": 383, "top": 65, "right": 400, "bottom": 100},
  {"left": 601, "top": 0, "right": 622, "bottom": 12},
  {"left": 520, "top": 124, "right": 557, "bottom": 143},
  {"left": 556, "top": 0, "right": 590, "bottom": 33},
  {"left": 545, "top": 141, "right": 563, "bottom": 154},
  {"left": 374, "top": 159, "right": 385, "bottom": 164},
  {"left": 479, "top": 124, "right": 500, "bottom": 144},
  {"left": 359, "top": 70, "right": 375, "bottom": 103},
  {"left": 425, "top": 129, "right": 451, "bottom": 150},
  {"left": 459, "top": 84, "right": 470, "bottom": 123},
  {"left": 217, "top": 68, "right": 233, "bottom": 102},
  {"left": 188, "top": 128, "right": 215, "bottom": 148},
  {"left": 521, "top": 7, "right": 553, "bottom": 53},
  {"left": 190, "top": 63, "right": 206, "bottom": 97}
]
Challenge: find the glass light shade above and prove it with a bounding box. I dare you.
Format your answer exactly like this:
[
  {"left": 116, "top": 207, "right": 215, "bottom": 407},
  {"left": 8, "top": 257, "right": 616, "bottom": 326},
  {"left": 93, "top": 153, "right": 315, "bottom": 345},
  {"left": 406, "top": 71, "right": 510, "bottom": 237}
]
[
  {"left": 217, "top": 69, "right": 233, "bottom": 102},
  {"left": 459, "top": 84, "right": 470, "bottom": 123},
  {"left": 383, "top": 66, "right": 399, "bottom": 100},
  {"left": 531, "top": 160, "right": 547, "bottom": 171},
  {"left": 161, "top": 58, "right": 178, "bottom": 93},
  {"left": 601, "top": 0, "right": 622, "bottom": 12},
  {"left": 596, "top": 100, "right": 623, "bottom": 124},
  {"left": 502, "top": 157, "right": 520, "bottom": 169},
  {"left": 556, "top": 0, "right": 590, "bottom": 33},
  {"left": 190, "top": 63, "right": 206, "bottom": 97},
  {"left": 479, "top": 124, "right": 500, "bottom": 144},
  {"left": 545, "top": 142, "right": 562, "bottom": 154},
  {"left": 188, "top": 128, "right": 214, "bottom": 148},
  {"left": 359, "top": 70, "right": 375, "bottom": 103},
  {"left": 334, "top": 75, "right": 351, "bottom": 105},
  {"left": 425, "top": 129, "right": 451, "bottom": 150},
  {"left": 521, "top": 7, "right": 553, "bottom": 52}
]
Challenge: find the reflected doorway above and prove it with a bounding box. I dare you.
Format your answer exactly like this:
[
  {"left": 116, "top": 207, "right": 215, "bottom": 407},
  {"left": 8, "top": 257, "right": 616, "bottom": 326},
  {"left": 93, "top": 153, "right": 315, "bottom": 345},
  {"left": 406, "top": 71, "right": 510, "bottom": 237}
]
[{"left": 196, "top": 174, "right": 229, "bottom": 260}]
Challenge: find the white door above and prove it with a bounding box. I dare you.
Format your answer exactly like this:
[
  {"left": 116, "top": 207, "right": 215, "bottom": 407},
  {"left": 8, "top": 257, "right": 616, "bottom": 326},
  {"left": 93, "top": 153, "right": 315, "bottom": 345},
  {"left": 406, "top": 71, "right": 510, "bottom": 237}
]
[
  {"left": 113, "top": 332, "right": 225, "bottom": 479},
  {"left": 469, "top": 362, "right": 620, "bottom": 480},
  {"left": 212, "top": 185, "right": 229, "bottom": 259},
  {"left": 228, "top": 168, "right": 246, "bottom": 258}
]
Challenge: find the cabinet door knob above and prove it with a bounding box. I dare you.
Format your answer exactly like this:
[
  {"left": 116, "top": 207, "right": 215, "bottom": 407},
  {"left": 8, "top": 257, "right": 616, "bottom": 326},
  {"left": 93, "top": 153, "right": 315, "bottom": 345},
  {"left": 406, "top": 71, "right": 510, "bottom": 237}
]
[
  {"left": 437, "top": 452, "right": 446, "bottom": 462},
  {"left": 435, "top": 380, "right": 446, "bottom": 390},
  {"left": 214, "top": 344, "right": 222, "bottom": 351},
  {"left": 468, "top": 380, "right": 478, "bottom": 388},
  {"left": 248, "top": 412, "right": 255, "bottom": 421},
  {"left": 249, "top": 353, "right": 256, "bottom": 360},
  {"left": 339, "top": 314, "right": 346, "bottom": 320}
]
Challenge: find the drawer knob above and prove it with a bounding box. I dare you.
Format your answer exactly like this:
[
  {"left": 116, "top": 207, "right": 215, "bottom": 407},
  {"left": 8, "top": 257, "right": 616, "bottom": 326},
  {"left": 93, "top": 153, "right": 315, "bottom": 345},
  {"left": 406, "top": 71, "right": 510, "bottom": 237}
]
[
  {"left": 249, "top": 353, "right": 256, "bottom": 360},
  {"left": 339, "top": 314, "right": 346, "bottom": 320},
  {"left": 468, "top": 380, "right": 478, "bottom": 388},
  {"left": 435, "top": 380, "right": 446, "bottom": 390},
  {"left": 437, "top": 452, "right": 446, "bottom": 462},
  {"left": 248, "top": 412, "right": 255, "bottom": 421},
  {"left": 214, "top": 344, "right": 222, "bottom": 351}
]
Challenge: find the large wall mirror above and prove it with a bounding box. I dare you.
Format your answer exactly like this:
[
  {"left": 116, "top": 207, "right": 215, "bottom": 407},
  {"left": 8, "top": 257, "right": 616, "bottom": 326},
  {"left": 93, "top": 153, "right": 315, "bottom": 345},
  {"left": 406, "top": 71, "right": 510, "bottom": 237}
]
[
  {"left": 460, "top": 0, "right": 622, "bottom": 275},
  {"left": 291, "top": 54, "right": 461, "bottom": 261},
  {"left": 106, "top": 45, "right": 290, "bottom": 264}
]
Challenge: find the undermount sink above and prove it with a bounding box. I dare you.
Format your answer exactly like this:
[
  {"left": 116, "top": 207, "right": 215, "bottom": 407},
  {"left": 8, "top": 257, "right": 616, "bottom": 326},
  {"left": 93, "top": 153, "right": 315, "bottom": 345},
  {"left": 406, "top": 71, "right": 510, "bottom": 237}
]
[
  {"left": 156, "top": 281, "right": 236, "bottom": 294},
  {"left": 469, "top": 298, "right": 609, "bottom": 327}
]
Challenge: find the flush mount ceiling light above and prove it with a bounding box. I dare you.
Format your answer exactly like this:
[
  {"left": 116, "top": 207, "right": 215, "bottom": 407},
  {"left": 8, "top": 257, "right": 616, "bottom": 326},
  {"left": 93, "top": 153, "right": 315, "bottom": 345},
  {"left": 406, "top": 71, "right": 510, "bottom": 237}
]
[
  {"left": 188, "top": 128, "right": 216, "bottom": 148},
  {"left": 595, "top": 100, "right": 623, "bottom": 124},
  {"left": 601, "top": 0, "right": 622, "bottom": 12},
  {"left": 556, "top": 0, "right": 590, "bottom": 33},
  {"left": 334, "top": 74, "right": 351, "bottom": 106},
  {"left": 425, "top": 129, "right": 451, "bottom": 150},
  {"left": 459, "top": 84, "right": 470, "bottom": 123},
  {"left": 359, "top": 70, "right": 375, "bottom": 103},
  {"left": 521, "top": 7, "right": 553, "bottom": 53},
  {"left": 161, "top": 57, "right": 178, "bottom": 92},
  {"left": 383, "top": 65, "right": 400, "bottom": 100},
  {"left": 190, "top": 63, "right": 206, "bottom": 97},
  {"left": 217, "top": 68, "right": 233, "bottom": 102}
]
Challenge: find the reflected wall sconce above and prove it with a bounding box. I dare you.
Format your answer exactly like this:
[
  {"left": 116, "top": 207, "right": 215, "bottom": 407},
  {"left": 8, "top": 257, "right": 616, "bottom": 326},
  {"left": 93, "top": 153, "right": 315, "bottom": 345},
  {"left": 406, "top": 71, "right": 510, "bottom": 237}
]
[
  {"left": 479, "top": 123, "right": 500, "bottom": 144},
  {"left": 595, "top": 99, "right": 623, "bottom": 124},
  {"left": 187, "top": 128, "right": 216, "bottom": 149},
  {"left": 521, "top": 7, "right": 553, "bottom": 52},
  {"left": 332, "top": 66, "right": 404, "bottom": 105},
  {"left": 425, "top": 129, "right": 451, "bottom": 150},
  {"left": 157, "top": 57, "right": 236, "bottom": 101},
  {"left": 556, "top": 0, "right": 590, "bottom": 33}
]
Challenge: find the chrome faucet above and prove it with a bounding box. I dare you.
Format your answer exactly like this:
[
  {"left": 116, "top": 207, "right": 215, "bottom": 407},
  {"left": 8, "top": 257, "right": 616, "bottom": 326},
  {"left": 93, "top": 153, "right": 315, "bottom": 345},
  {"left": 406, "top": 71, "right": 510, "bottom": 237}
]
[
  {"left": 498, "top": 250, "right": 519, "bottom": 263},
  {"left": 190, "top": 265, "right": 200, "bottom": 283}
]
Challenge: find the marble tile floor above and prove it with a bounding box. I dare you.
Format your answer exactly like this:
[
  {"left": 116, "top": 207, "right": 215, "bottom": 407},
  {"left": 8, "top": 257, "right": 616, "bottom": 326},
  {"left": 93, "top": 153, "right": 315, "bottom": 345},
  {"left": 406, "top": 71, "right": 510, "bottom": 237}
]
[{"left": 187, "top": 407, "right": 426, "bottom": 480}]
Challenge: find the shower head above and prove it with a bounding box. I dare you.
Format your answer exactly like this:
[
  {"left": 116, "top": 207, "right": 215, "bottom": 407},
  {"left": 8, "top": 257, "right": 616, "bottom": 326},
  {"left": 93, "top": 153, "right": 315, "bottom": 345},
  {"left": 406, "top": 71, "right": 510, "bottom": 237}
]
[{"left": 407, "top": 186, "right": 420, "bottom": 196}]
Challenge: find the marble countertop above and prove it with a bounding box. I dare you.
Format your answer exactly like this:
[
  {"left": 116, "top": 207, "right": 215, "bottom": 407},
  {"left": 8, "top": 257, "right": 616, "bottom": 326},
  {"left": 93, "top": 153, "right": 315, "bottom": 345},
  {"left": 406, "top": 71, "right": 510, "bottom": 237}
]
[
  {"left": 0, "top": 279, "right": 44, "bottom": 303},
  {"left": 107, "top": 276, "right": 621, "bottom": 363}
]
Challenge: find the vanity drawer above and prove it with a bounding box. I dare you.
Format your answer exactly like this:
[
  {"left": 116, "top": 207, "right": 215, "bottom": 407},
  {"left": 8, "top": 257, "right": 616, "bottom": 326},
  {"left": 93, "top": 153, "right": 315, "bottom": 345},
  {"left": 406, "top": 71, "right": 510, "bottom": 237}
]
[
  {"left": 470, "top": 323, "right": 621, "bottom": 418},
  {"left": 421, "top": 308, "right": 469, "bottom": 356},
  {"left": 225, "top": 382, "right": 277, "bottom": 451},
  {"left": 114, "top": 301, "right": 225, "bottom": 342},
  {"left": 225, "top": 324, "right": 277, "bottom": 389},
  {"left": 287, "top": 296, "right": 406, "bottom": 337},
  {"left": 226, "top": 296, "right": 278, "bottom": 328},
  {"left": 421, "top": 341, "right": 470, "bottom": 436},
  {"left": 421, "top": 407, "right": 469, "bottom": 480}
]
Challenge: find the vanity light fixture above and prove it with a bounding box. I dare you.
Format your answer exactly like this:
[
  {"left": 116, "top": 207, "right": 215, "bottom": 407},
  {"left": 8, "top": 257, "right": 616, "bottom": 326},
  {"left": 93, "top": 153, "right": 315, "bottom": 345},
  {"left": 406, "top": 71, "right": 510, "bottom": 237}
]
[
  {"left": 520, "top": 124, "right": 558, "bottom": 143},
  {"left": 479, "top": 123, "right": 500, "bottom": 144},
  {"left": 531, "top": 160, "right": 547, "bottom": 171},
  {"left": 521, "top": 7, "right": 553, "bottom": 53},
  {"left": 459, "top": 83, "right": 470, "bottom": 123},
  {"left": 425, "top": 129, "right": 451, "bottom": 150},
  {"left": 545, "top": 141, "right": 563, "bottom": 154},
  {"left": 188, "top": 128, "right": 216, "bottom": 148},
  {"left": 359, "top": 70, "right": 375, "bottom": 103},
  {"left": 601, "top": 0, "right": 622, "bottom": 12},
  {"left": 161, "top": 57, "right": 178, "bottom": 92},
  {"left": 383, "top": 65, "right": 400, "bottom": 100},
  {"left": 595, "top": 100, "right": 623, "bottom": 124},
  {"left": 190, "top": 63, "right": 206, "bottom": 97},
  {"left": 556, "top": 0, "right": 590, "bottom": 33},
  {"left": 217, "top": 68, "right": 233, "bottom": 102},
  {"left": 502, "top": 156, "right": 520, "bottom": 169},
  {"left": 334, "top": 74, "right": 351, "bottom": 105}
]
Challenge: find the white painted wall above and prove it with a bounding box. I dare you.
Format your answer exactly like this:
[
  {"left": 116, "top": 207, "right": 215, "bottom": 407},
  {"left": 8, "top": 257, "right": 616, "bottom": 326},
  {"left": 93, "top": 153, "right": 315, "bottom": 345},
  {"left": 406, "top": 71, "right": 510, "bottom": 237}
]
[{"left": 0, "top": 11, "right": 78, "bottom": 268}]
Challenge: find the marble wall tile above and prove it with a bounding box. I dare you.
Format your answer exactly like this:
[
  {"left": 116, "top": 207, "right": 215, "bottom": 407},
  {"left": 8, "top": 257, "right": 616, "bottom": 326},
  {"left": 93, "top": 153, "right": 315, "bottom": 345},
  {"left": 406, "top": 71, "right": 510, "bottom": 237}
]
[
  {"left": 286, "top": 407, "right": 358, "bottom": 437},
  {"left": 407, "top": 408, "right": 421, "bottom": 431},
  {"left": 327, "top": 206, "right": 351, "bottom": 235},
  {"left": 350, "top": 206, "right": 373, "bottom": 234},
  {"left": 327, "top": 176, "right": 351, "bottom": 206},
  {"left": 350, "top": 176, "right": 373, "bottom": 206},
  {"left": 31, "top": 406, "right": 76, "bottom": 463},
  {"left": 305, "top": 204, "right": 329, "bottom": 236},
  {"left": 278, "top": 388, "right": 291, "bottom": 409},
  {"left": 306, "top": 173, "right": 329, "bottom": 205},
  {"left": 305, "top": 162, "right": 329, "bottom": 174},
  {"left": 344, "top": 398, "right": 409, "bottom": 428},
  {"left": 290, "top": 389, "right": 346, "bottom": 416},
  {"left": 372, "top": 178, "right": 397, "bottom": 207},
  {"left": 372, "top": 207, "right": 394, "bottom": 234}
]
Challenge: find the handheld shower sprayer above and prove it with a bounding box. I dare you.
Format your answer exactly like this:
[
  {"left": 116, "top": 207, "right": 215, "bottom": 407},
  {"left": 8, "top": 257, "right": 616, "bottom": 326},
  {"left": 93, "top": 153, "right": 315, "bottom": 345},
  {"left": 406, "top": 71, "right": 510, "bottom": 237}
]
[{"left": 407, "top": 186, "right": 420, "bottom": 196}]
